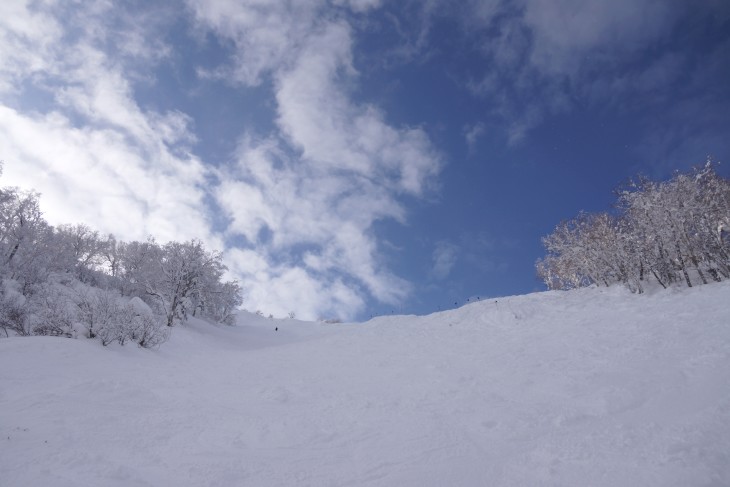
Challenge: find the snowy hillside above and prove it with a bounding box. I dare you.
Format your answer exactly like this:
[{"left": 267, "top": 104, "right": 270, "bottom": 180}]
[{"left": 2, "top": 283, "right": 730, "bottom": 486}]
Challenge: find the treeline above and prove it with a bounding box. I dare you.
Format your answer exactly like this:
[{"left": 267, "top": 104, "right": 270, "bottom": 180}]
[
  {"left": 537, "top": 162, "right": 730, "bottom": 293},
  {"left": 0, "top": 168, "right": 242, "bottom": 347}
]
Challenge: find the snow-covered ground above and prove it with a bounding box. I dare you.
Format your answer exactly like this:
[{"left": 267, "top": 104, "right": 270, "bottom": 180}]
[{"left": 2, "top": 283, "right": 730, "bottom": 486}]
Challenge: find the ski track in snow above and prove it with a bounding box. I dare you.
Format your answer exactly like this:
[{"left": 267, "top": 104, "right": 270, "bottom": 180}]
[{"left": 2, "top": 283, "right": 730, "bottom": 486}]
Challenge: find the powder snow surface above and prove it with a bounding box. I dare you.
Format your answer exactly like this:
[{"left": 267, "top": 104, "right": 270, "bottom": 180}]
[{"left": 2, "top": 283, "right": 730, "bottom": 486}]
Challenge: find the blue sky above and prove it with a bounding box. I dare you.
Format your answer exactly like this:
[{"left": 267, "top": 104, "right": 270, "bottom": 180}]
[{"left": 1, "top": 0, "right": 729, "bottom": 320}]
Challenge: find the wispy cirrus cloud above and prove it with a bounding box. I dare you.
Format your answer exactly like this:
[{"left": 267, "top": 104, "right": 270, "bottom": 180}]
[
  {"left": 0, "top": 1, "right": 68, "bottom": 96},
  {"left": 430, "top": 241, "right": 458, "bottom": 280},
  {"left": 444, "top": 0, "right": 730, "bottom": 150},
  {"left": 0, "top": 1, "right": 216, "bottom": 246},
  {"left": 521, "top": 0, "right": 677, "bottom": 77},
  {"left": 0, "top": 105, "right": 211, "bottom": 244},
  {"left": 1, "top": 0, "right": 441, "bottom": 321},
  {"left": 190, "top": 0, "right": 441, "bottom": 319}
]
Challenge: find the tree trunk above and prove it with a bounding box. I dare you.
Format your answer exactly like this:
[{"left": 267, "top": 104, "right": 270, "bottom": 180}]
[{"left": 675, "top": 242, "right": 692, "bottom": 287}]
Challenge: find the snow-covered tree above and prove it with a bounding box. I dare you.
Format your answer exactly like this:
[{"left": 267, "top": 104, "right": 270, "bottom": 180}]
[
  {"left": 0, "top": 166, "right": 242, "bottom": 344},
  {"left": 145, "top": 240, "right": 232, "bottom": 327},
  {"left": 54, "top": 224, "right": 105, "bottom": 284},
  {"left": 0, "top": 187, "right": 57, "bottom": 294},
  {"left": 116, "top": 238, "right": 162, "bottom": 298},
  {"left": 539, "top": 162, "right": 730, "bottom": 293}
]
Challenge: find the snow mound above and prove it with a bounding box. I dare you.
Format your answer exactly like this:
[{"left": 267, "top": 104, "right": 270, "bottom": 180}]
[{"left": 2, "top": 282, "right": 729, "bottom": 486}]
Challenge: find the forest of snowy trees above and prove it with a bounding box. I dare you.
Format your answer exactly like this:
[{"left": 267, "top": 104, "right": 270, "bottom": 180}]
[
  {"left": 537, "top": 162, "right": 730, "bottom": 293},
  {"left": 4, "top": 159, "right": 727, "bottom": 345},
  {"left": 0, "top": 165, "right": 242, "bottom": 347}
]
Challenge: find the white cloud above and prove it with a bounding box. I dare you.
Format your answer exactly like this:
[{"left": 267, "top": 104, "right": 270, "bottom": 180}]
[
  {"left": 186, "top": 0, "right": 383, "bottom": 86},
  {"left": 189, "top": 0, "right": 441, "bottom": 319},
  {"left": 215, "top": 131, "right": 418, "bottom": 319},
  {"left": 225, "top": 247, "right": 365, "bottom": 320},
  {"left": 460, "top": 0, "right": 696, "bottom": 142},
  {"left": 274, "top": 21, "right": 439, "bottom": 196},
  {"left": 0, "top": 1, "right": 62, "bottom": 94},
  {"left": 522, "top": 0, "right": 675, "bottom": 77},
  {"left": 430, "top": 241, "right": 458, "bottom": 280},
  {"left": 0, "top": 106, "right": 213, "bottom": 246},
  {"left": 334, "top": 0, "right": 382, "bottom": 12},
  {"left": 0, "top": 1, "right": 218, "bottom": 247},
  {"left": 464, "top": 122, "right": 485, "bottom": 154},
  {"left": 186, "top": 0, "right": 323, "bottom": 86},
  {"left": 0, "top": 0, "right": 442, "bottom": 321}
]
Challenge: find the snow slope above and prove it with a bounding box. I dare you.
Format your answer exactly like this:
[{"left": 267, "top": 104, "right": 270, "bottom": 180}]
[{"left": 2, "top": 283, "right": 730, "bottom": 486}]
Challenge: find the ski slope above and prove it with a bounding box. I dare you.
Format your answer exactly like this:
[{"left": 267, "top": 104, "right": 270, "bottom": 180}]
[{"left": 2, "top": 283, "right": 730, "bottom": 486}]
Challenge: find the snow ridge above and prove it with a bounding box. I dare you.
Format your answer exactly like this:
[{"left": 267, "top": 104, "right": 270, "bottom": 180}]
[{"left": 2, "top": 282, "right": 729, "bottom": 486}]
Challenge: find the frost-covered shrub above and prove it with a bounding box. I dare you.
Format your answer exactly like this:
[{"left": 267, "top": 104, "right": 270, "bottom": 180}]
[
  {"left": 72, "top": 288, "right": 106, "bottom": 340},
  {"left": 132, "top": 311, "right": 169, "bottom": 349},
  {"left": 31, "top": 284, "right": 75, "bottom": 338},
  {"left": 96, "top": 303, "right": 136, "bottom": 347},
  {"left": 67, "top": 288, "right": 168, "bottom": 347},
  {"left": 72, "top": 288, "right": 130, "bottom": 345},
  {"left": 120, "top": 296, "right": 169, "bottom": 348},
  {"left": 0, "top": 280, "right": 29, "bottom": 337}
]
